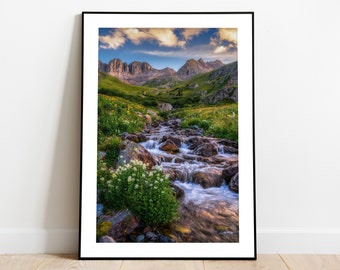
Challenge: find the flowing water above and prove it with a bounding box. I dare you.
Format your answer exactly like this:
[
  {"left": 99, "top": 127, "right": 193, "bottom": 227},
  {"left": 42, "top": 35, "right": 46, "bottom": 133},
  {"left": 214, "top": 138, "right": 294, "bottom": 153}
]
[{"left": 140, "top": 119, "right": 239, "bottom": 242}]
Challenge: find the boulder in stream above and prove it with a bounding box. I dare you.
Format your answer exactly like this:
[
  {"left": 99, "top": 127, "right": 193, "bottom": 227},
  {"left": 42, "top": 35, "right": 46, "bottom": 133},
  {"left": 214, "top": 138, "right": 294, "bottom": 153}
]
[
  {"left": 229, "top": 172, "right": 239, "bottom": 193},
  {"left": 222, "top": 163, "right": 238, "bottom": 184},
  {"left": 193, "top": 142, "right": 218, "bottom": 157},
  {"left": 118, "top": 140, "right": 160, "bottom": 169},
  {"left": 159, "top": 139, "right": 179, "bottom": 153},
  {"left": 192, "top": 168, "right": 224, "bottom": 188}
]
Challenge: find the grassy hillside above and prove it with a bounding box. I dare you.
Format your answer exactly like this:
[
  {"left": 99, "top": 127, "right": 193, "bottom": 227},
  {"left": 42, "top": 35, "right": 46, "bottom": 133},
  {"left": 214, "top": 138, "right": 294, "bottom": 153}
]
[
  {"left": 97, "top": 95, "right": 155, "bottom": 166},
  {"left": 174, "top": 103, "right": 238, "bottom": 142},
  {"left": 98, "top": 72, "right": 161, "bottom": 107},
  {"left": 99, "top": 61, "right": 237, "bottom": 108},
  {"left": 98, "top": 61, "right": 238, "bottom": 141}
]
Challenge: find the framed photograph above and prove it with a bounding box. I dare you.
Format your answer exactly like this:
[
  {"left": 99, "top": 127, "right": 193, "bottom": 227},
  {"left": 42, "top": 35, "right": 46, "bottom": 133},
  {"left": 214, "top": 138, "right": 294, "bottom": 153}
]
[{"left": 80, "top": 12, "right": 255, "bottom": 259}]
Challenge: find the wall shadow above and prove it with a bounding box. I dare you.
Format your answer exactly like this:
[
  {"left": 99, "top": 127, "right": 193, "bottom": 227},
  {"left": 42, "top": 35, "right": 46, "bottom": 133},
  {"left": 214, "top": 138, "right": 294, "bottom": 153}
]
[{"left": 44, "top": 14, "right": 82, "bottom": 253}]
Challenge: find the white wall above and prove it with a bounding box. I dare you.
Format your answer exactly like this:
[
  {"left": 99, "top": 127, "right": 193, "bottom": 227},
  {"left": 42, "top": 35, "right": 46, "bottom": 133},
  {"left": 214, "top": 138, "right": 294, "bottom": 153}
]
[{"left": 0, "top": 0, "right": 339, "bottom": 254}]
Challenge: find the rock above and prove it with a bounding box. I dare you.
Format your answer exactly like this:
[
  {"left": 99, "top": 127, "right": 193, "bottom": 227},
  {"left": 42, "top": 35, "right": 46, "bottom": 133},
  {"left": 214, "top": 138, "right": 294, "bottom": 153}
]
[
  {"left": 158, "top": 103, "right": 173, "bottom": 112},
  {"left": 147, "top": 109, "right": 158, "bottom": 118},
  {"left": 193, "top": 142, "right": 218, "bottom": 157},
  {"left": 159, "top": 235, "right": 173, "bottom": 242},
  {"left": 136, "top": 234, "right": 145, "bottom": 242},
  {"left": 171, "top": 182, "right": 185, "bottom": 199},
  {"left": 106, "top": 210, "right": 139, "bottom": 242},
  {"left": 186, "top": 136, "right": 209, "bottom": 150},
  {"left": 144, "top": 114, "right": 152, "bottom": 124},
  {"left": 222, "top": 145, "right": 238, "bottom": 154},
  {"left": 145, "top": 231, "right": 158, "bottom": 241},
  {"left": 121, "top": 132, "right": 139, "bottom": 143},
  {"left": 174, "top": 225, "right": 191, "bottom": 234},
  {"left": 206, "top": 86, "right": 238, "bottom": 103},
  {"left": 222, "top": 163, "right": 238, "bottom": 184},
  {"left": 137, "top": 133, "right": 147, "bottom": 142},
  {"left": 160, "top": 135, "right": 181, "bottom": 147},
  {"left": 159, "top": 139, "right": 179, "bottom": 153},
  {"left": 118, "top": 140, "right": 159, "bottom": 169},
  {"left": 182, "top": 129, "right": 202, "bottom": 136},
  {"left": 99, "top": 151, "right": 106, "bottom": 160},
  {"left": 214, "top": 225, "right": 230, "bottom": 232},
  {"left": 218, "top": 139, "right": 238, "bottom": 149},
  {"left": 162, "top": 168, "right": 177, "bottom": 181},
  {"left": 192, "top": 169, "right": 224, "bottom": 188},
  {"left": 229, "top": 172, "right": 239, "bottom": 193},
  {"left": 172, "top": 157, "right": 185, "bottom": 163},
  {"left": 97, "top": 204, "right": 103, "bottom": 217},
  {"left": 188, "top": 83, "right": 198, "bottom": 89},
  {"left": 143, "top": 226, "right": 151, "bottom": 234},
  {"left": 98, "top": 236, "right": 115, "bottom": 243}
]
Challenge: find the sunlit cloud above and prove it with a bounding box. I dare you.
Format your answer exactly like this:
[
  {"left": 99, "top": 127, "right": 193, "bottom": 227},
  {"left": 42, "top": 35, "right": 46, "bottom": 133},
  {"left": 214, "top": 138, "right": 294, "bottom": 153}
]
[
  {"left": 148, "top": 28, "right": 186, "bottom": 48},
  {"left": 99, "top": 30, "right": 126, "bottom": 49},
  {"left": 121, "top": 29, "right": 150, "bottom": 45},
  {"left": 210, "top": 28, "right": 237, "bottom": 55},
  {"left": 214, "top": 46, "right": 228, "bottom": 54},
  {"left": 218, "top": 28, "right": 237, "bottom": 44},
  {"left": 99, "top": 28, "right": 187, "bottom": 49},
  {"left": 181, "top": 28, "right": 208, "bottom": 40}
]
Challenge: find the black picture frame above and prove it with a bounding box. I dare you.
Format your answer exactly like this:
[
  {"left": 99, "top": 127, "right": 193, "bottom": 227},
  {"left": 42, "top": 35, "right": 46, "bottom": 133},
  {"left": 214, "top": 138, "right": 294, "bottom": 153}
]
[{"left": 80, "top": 11, "right": 256, "bottom": 260}]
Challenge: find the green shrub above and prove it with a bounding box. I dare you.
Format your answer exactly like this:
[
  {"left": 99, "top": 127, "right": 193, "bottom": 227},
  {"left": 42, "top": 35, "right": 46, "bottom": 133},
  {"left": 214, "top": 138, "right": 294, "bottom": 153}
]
[
  {"left": 98, "top": 160, "right": 179, "bottom": 226},
  {"left": 159, "top": 110, "right": 170, "bottom": 120},
  {"left": 98, "top": 136, "right": 121, "bottom": 167},
  {"left": 96, "top": 221, "right": 112, "bottom": 239}
]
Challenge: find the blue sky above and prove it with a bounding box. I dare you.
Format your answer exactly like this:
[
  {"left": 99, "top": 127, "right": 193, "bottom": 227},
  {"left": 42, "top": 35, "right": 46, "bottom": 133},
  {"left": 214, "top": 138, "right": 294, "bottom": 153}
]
[{"left": 98, "top": 28, "right": 237, "bottom": 71}]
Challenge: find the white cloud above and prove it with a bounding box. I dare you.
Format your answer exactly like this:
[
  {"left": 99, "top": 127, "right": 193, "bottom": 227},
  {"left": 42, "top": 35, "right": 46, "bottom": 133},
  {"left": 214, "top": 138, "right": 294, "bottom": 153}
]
[
  {"left": 99, "top": 28, "right": 187, "bottom": 49},
  {"left": 217, "top": 28, "right": 238, "bottom": 44},
  {"left": 121, "top": 29, "right": 150, "bottom": 45},
  {"left": 99, "top": 30, "right": 126, "bottom": 49},
  {"left": 181, "top": 28, "right": 207, "bottom": 40},
  {"left": 148, "top": 28, "right": 186, "bottom": 48},
  {"left": 214, "top": 46, "right": 228, "bottom": 54}
]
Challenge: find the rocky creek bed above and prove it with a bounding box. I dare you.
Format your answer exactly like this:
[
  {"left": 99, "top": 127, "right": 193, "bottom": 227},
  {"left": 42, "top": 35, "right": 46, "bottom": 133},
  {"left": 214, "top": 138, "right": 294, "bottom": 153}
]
[{"left": 97, "top": 118, "right": 239, "bottom": 243}]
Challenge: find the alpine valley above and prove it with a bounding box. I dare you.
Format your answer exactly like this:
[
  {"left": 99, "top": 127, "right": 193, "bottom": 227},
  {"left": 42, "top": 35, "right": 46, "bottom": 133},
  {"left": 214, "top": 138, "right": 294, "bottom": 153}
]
[
  {"left": 98, "top": 58, "right": 238, "bottom": 107},
  {"left": 97, "top": 57, "right": 240, "bottom": 243}
]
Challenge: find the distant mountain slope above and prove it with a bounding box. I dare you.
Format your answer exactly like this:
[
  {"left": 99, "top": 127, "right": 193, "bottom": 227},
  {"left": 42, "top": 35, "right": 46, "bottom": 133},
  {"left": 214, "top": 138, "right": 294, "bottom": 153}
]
[
  {"left": 176, "top": 58, "right": 224, "bottom": 80},
  {"left": 99, "top": 59, "right": 176, "bottom": 85},
  {"left": 99, "top": 58, "right": 225, "bottom": 86},
  {"left": 98, "top": 61, "right": 238, "bottom": 107}
]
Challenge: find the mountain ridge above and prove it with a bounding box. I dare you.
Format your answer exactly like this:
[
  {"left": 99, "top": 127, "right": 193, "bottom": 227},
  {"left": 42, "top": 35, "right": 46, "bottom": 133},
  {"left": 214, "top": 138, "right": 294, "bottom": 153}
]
[{"left": 98, "top": 58, "right": 225, "bottom": 85}]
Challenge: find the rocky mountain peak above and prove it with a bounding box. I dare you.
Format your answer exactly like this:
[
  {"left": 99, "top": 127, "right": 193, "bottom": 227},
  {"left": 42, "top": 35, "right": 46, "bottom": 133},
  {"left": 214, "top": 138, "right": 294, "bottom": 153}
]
[
  {"left": 176, "top": 58, "right": 224, "bottom": 80},
  {"left": 98, "top": 58, "right": 225, "bottom": 85}
]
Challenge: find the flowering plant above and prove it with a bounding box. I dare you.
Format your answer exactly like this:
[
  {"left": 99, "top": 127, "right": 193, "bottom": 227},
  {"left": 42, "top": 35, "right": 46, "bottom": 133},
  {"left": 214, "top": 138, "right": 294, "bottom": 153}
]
[{"left": 98, "top": 160, "right": 179, "bottom": 226}]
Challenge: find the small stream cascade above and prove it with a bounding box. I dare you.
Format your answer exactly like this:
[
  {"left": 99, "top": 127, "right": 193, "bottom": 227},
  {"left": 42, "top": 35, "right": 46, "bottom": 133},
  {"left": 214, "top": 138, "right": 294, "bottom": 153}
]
[{"left": 139, "top": 119, "right": 239, "bottom": 242}]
